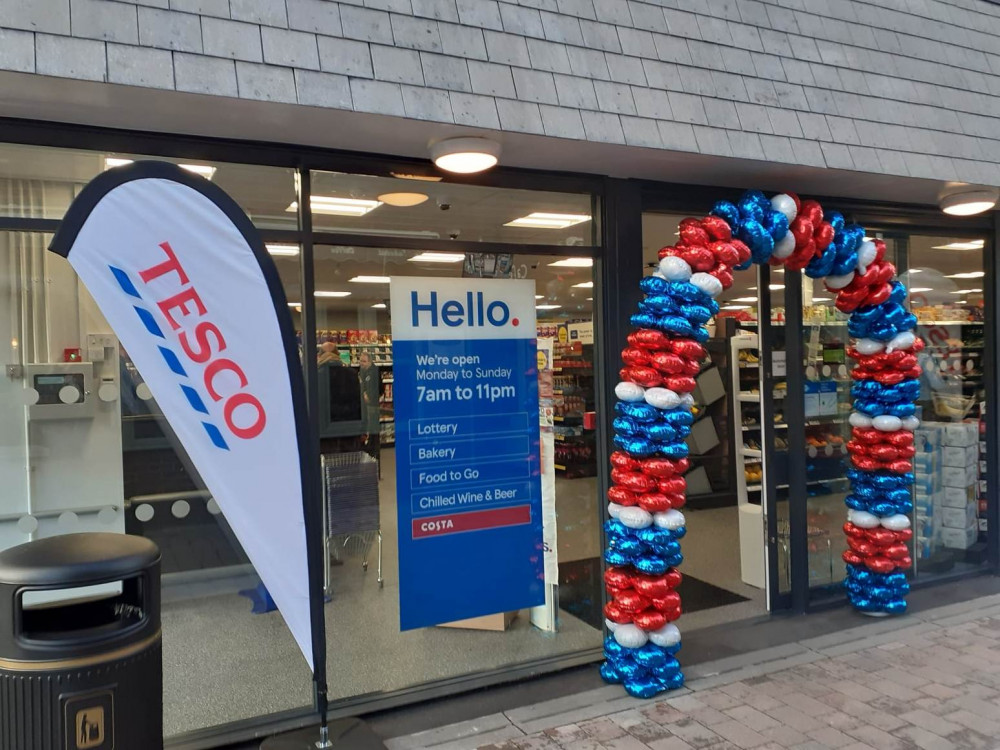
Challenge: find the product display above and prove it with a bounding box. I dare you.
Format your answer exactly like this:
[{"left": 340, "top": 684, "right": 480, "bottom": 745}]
[{"left": 603, "top": 190, "right": 921, "bottom": 700}]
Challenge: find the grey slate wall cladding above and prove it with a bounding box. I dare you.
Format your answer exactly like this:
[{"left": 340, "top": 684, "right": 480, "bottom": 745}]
[{"left": 5, "top": 0, "right": 1000, "bottom": 184}]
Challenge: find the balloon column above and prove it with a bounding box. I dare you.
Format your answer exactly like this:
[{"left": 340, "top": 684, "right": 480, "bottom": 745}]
[{"left": 602, "top": 190, "right": 919, "bottom": 698}]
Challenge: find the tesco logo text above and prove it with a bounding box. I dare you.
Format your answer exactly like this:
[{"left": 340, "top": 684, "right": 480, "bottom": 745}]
[
  {"left": 410, "top": 290, "right": 518, "bottom": 328},
  {"left": 139, "top": 241, "right": 266, "bottom": 441}
]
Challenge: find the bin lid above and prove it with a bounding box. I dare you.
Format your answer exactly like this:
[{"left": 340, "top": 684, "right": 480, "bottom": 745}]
[{"left": 0, "top": 533, "right": 159, "bottom": 587}]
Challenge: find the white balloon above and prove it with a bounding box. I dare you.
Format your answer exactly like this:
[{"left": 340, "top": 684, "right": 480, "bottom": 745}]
[
  {"left": 770, "top": 193, "right": 797, "bottom": 223},
  {"left": 690, "top": 272, "right": 723, "bottom": 298},
  {"left": 882, "top": 514, "right": 911, "bottom": 531},
  {"left": 659, "top": 255, "right": 693, "bottom": 282},
  {"left": 648, "top": 622, "right": 682, "bottom": 647},
  {"left": 616, "top": 381, "right": 646, "bottom": 402},
  {"left": 653, "top": 509, "right": 686, "bottom": 530},
  {"left": 854, "top": 338, "right": 885, "bottom": 355},
  {"left": 825, "top": 272, "right": 855, "bottom": 289},
  {"left": 848, "top": 510, "right": 879, "bottom": 529},
  {"left": 619, "top": 506, "right": 653, "bottom": 529},
  {"left": 605, "top": 618, "right": 620, "bottom": 632},
  {"left": 653, "top": 270, "right": 667, "bottom": 280},
  {"left": 849, "top": 412, "right": 873, "bottom": 428},
  {"left": 680, "top": 393, "right": 695, "bottom": 407},
  {"left": 873, "top": 415, "right": 903, "bottom": 432},
  {"left": 613, "top": 624, "right": 649, "bottom": 649},
  {"left": 772, "top": 232, "right": 796, "bottom": 259},
  {"left": 902, "top": 416, "right": 921, "bottom": 431},
  {"left": 857, "top": 240, "right": 877, "bottom": 272},
  {"left": 608, "top": 503, "right": 625, "bottom": 520},
  {"left": 645, "top": 387, "right": 681, "bottom": 410},
  {"left": 886, "top": 331, "right": 916, "bottom": 353}
]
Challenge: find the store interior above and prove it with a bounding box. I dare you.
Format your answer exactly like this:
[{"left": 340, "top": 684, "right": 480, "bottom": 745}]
[{"left": 0, "top": 142, "right": 990, "bottom": 737}]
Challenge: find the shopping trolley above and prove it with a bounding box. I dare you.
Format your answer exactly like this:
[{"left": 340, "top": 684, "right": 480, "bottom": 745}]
[{"left": 322, "top": 452, "right": 383, "bottom": 595}]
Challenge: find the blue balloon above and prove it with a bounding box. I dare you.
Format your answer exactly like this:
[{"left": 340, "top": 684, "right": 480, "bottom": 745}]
[
  {"left": 600, "top": 662, "right": 622, "bottom": 684},
  {"left": 616, "top": 402, "right": 660, "bottom": 422},
  {"left": 711, "top": 200, "right": 740, "bottom": 228}
]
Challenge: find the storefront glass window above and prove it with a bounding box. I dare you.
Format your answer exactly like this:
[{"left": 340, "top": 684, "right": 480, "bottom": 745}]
[
  {"left": 0, "top": 142, "right": 298, "bottom": 230},
  {"left": 310, "top": 245, "right": 602, "bottom": 698},
  {"left": 311, "top": 171, "right": 599, "bottom": 246},
  {"left": 0, "top": 231, "right": 313, "bottom": 735},
  {"left": 801, "top": 230, "right": 991, "bottom": 596}
]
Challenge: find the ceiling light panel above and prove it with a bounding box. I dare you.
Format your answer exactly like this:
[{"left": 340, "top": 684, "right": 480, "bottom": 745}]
[
  {"left": 349, "top": 276, "right": 392, "bottom": 284},
  {"left": 505, "top": 212, "right": 592, "bottom": 229},
  {"left": 266, "top": 244, "right": 300, "bottom": 256},
  {"left": 548, "top": 258, "right": 593, "bottom": 268},
  {"left": 408, "top": 252, "right": 465, "bottom": 263},
  {"left": 314, "top": 291, "right": 351, "bottom": 297},
  {"left": 287, "top": 196, "right": 382, "bottom": 216}
]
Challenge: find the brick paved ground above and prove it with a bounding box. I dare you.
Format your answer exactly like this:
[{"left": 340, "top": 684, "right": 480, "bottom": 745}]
[{"left": 475, "top": 614, "right": 1000, "bottom": 750}]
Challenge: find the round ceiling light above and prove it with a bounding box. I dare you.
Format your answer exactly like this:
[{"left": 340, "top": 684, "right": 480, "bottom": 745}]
[
  {"left": 939, "top": 187, "right": 999, "bottom": 216},
  {"left": 377, "top": 192, "right": 429, "bottom": 207},
  {"left": 430, "top": 137, "right": 501, "bottom": 174}
]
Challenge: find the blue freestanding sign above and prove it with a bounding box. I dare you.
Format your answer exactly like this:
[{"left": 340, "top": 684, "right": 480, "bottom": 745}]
[{"left": 390, "top": 277, "right": 544, "bottom": 630}]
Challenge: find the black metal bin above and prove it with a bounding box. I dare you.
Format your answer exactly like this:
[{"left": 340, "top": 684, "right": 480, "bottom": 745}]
[{"left": 0, "top": 533, "right": 161, "bottom": 750}]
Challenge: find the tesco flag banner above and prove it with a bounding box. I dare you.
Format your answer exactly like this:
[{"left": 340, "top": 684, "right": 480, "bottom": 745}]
[
  {"left": 390, "top": 277, "right": 544, "bottom": 630},
  {"left": 49, "top": 162, "right": 323, "bottom": 673}
]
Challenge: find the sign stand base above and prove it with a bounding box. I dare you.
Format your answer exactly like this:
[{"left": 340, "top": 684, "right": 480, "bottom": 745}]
[{"left": 259, "top": 718, "right": 386, "bottom": 749}]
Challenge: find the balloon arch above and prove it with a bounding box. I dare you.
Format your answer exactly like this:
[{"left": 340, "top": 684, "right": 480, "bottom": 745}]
[{"left": 601, "top": 190, "right": 921, "bottom": 698}]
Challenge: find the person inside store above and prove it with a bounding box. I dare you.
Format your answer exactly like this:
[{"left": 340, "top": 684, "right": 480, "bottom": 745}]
[{"left": 359, "top": 350, "right": 381, "bottom": 470}]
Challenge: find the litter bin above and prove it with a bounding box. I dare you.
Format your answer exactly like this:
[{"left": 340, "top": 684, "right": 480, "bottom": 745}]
[{"left": 0, "top": 533, "right": 162, "bottom": 750}]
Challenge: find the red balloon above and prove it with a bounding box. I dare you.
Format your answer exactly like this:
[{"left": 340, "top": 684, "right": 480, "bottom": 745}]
[
  {"left": 711, "top": 241, "right": 740, "bottom": 266},
  {"left": 656, "top": 491, "right": 685, "bottom": 509},
  {"left": 702, "top": 215, "right": 732, "bottom": 241},
  {"left": 634, "top": 575, "right": 672, "bottom": 599},
  {"left": 814, "top": 220, "right": 835, "bottom": 250},
  {"left": 852, "top": 457, "right": 879, "bottom": 472},
  {"left": 664, "top": 376, "right": 697, "bottom": 393},
  {"left": 641, "top": 458, "right": 682, "bottom": 478},
  {"left": 633, "top": 610, "right": 668, "bottom": 632},
  {"left": 848, "top": 539, "right": 875, "bottom": 557},
  {"left": 658, "top": 476, "right": 686, "bottom": 494},
  {"left": 871, "top": 445, "right": 901, "bottom": 461},
  {"left": 898, "top": 555, "right": 913, "bottom": 569},
  {"left": 664, "top": 569, "right": 683, "bottom": 589},
  {"left": 621, "top": 347, "right": 650, "bottom": 367},
  {"left": 637, "top": 493, "right": 672, "bottom": 513},
  {"left": 607, "top": 486, "right": 638, "bottom": 506},
  {"left": 866, "top": 556, "right": 896, "bottom": 574},
  {"left": 874, "top": 371, "right": 906, "bottom": 385},
  {"left": 629, "top": 329, "right": 672, "bottom": 350},
  {"left": 888, "top": 459, "right": 913, "bottom": 473},
  {"left": 711, "top": 266, "right": 734, "bottom": 290},
  {"left": 679, "top": 225, "right": 711, "bottom": 247},
  {"left": 668, "top": 340, "right": 708, "bottom": 361},
  {"left": 681, "top": 358, "right": 702, "bottom": 377},
  {"left": 876, "top": 261, "right": 896, "bottom": 284},
  {"left": 614, "top": 590, "right": 651, "bottom": 613},
  {"left": 864, "top": 282, "right": 892, "bottom": 307},
  {"left": 843, "top": 550, "right": 864, "bottom": 566},
  {"left": 650, "top": 591, "right": 681, "bottom": 611},
  {"left": 604, "top": 566, "right": 633, "bottom": 590},
  {"left": 650, "top": 352, "right": 686, "bottom": 374},
  {"left": 604, "top": 601, "right": 633, "bottom": 624},
  {"left": 620, "top": 366, "right": 662, "bottom": 388},
  {"left": 866, "top": 528, "right": 897, "bottom": 547},
  {"left": 679, "top": 246, "right": 715, "bottom": 271},
  {"left": 873, "top": 238, "right": 887, "bottom": 264},
  {"left": 885, "top": 543, "right": 910, "bottom": 560},
  {"left": 912, "top": 338, "right": 926, "bottom": 353},
  {"left": 731, "top": 239, "right": 752, "bottom": 264},
  {"left": 611, "top": 452, "right": 641, "bottom": 470},
  {"left": 657, "top": 246, "right": 676, "bottom": 260},
  {"left": 612, "top": 470, "right": 657, "bottom": 494},
  {"left": 800, "top": 199, "right": 823, "bottom": 227},
  {"left": 897, "top": 528, "right": 913, "bottom": 543},
  {"left": 843, "top": 523, "right": 866, "bottom": 538},
  {"left": 790, "top": 217, "right": 814, "bottom": 246}
]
